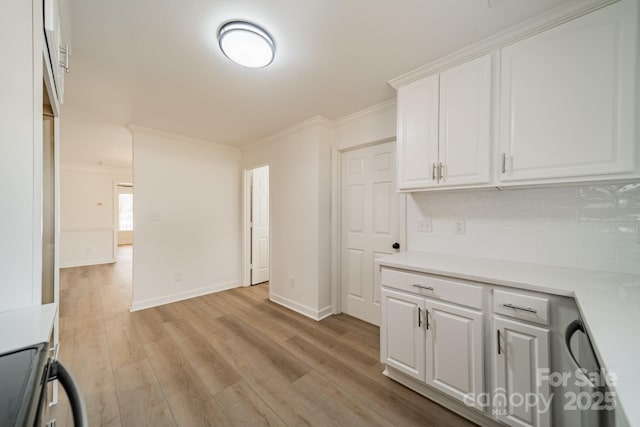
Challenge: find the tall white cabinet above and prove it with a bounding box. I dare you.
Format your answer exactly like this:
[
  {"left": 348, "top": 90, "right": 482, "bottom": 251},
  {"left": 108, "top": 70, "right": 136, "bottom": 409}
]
[{"left": 498, "top": 0, "right": 638, "bottom": 183}]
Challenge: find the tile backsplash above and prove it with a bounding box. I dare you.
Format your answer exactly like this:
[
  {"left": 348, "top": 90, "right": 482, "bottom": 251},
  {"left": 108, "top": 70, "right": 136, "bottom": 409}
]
[{"left": 407, "top": 183, "right": 640, "bottom": 274}]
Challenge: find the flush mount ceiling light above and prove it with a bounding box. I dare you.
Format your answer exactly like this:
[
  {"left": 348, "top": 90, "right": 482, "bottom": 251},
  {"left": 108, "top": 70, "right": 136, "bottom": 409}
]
[{"left": 218, "top": 21, "right": 275, "bottom": 68}]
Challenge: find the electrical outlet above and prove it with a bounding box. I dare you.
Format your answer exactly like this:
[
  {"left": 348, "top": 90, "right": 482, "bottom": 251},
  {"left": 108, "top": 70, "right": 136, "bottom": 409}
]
[
  {"left": 86, "top": 247, "right": 92, "bottom": 254},
  {"left": 289, "top": 277, "right": 296, "bottom": 288},
  {"left": 454, "top": 219, "right": 466, "bottom": 234},
  {"left": 174, "top": 271, "right": 183, "bottom": 282},
  {"left": 417, "top": 218, "right": 432, "bottom": 233}
]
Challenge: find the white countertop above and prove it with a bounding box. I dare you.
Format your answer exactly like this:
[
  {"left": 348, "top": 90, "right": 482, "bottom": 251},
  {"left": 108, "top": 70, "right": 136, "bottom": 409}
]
[
  {"left": 0, "top": 303, "right": 57, "bottom": 355},
  {"left": 376, "top": 251, "right": 640, "bottom": 426}
]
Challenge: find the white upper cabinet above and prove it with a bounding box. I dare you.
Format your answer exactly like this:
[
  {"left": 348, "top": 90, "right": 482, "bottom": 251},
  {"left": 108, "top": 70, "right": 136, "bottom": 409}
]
[
  {"left": 44, "top": 0, "right": 68, "bottom": 105},
  {"left": 498, "top": 0, "right": 638, "bottom": 184},
  {"left": 439, "top": 54, "right": 493, "bottom": 187},
  {"left": 397, "top": 75, "right": 440, "bottom": 190},
  {"left": 396, "top": 54, "right": 493, "bottom": 191}
]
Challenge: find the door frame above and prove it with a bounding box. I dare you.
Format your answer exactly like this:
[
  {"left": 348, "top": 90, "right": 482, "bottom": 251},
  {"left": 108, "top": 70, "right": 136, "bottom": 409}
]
[
  {"left": 242, "top": 163, "right": 271, "bottom": 288},
  {"left": 332, "top": 138, "right": 407, "bottom": 316},
  {"left": 112, "top": 181, "right": 134, "bottom": 257}
]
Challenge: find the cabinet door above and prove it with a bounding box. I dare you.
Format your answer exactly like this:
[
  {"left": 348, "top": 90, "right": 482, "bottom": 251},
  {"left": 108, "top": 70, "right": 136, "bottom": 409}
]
[
  {"left": 381, "top": 288, "right": 425, "bottom": 381},
  {"left": 397, "top": 74, "right": 440, "bottom": 190},
  {"left": 439, "top": 54, "right": 492, "bottom": 187},
  {"left": 499, "top": 0, "right": 638, "bottom": 183},
  {"left": 425, "top": 299, "right": 484, "bottom": 408},
  {"left": 494, "top": 317, "right": 550, "bottom": 427}
]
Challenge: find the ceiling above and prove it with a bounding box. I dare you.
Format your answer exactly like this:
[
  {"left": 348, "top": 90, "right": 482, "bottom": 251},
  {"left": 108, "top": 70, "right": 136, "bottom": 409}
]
[{"left": 65, "top": 0, "right": 573, "bottom": 147}]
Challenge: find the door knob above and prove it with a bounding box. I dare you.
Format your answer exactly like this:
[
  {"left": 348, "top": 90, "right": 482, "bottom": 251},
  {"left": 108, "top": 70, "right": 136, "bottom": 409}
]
[{"left": 392, "top": 242, "right": 400, "bottom": 249}]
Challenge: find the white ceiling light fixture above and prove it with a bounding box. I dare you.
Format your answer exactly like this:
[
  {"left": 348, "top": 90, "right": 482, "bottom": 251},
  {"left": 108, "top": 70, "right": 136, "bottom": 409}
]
[{"left": 218, "top": 20, "right": 275, "bottom": 68}]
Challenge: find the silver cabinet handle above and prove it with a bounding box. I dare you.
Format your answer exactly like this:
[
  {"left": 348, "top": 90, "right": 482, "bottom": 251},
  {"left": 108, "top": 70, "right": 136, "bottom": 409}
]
[
  {"left": 412, "top": 284, "right": 434, "bottom": 291},
  {"left": 501, "top": 153, "right": 507, "bottom": 174},
  {"left": 438, "top": 162, "right": 444, "bottom": 182},
  {"left": 432, "top": 163, "right": 437, "bottom": 181},
  {"left": 502, "top": 303, "right": 537, "bottom": 314}
]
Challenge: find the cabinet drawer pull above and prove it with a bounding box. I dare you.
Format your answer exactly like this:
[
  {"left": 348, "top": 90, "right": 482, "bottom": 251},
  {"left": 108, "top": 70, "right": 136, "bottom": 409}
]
[
  {"left": 501, "top": 153, "right": 507, "bottom": 174},
  {"left": 497, "top": 329, "right": 501, "bottom": 355},
  {"left": 502, "top": 303, "right": 537, "bottom": 314},
  {"left": 425, "top": 309, "right": 430, "bottom": 330},
  {"left": 418, "top": 308, "right": 422, "bottom": 328},
  {"left": 432, "top": 163, "right": 437, "bottom": 181},
  {"left": 438, "top": 162, "right": 444, "bottom": 182},
  {"left": 412, "top": 284, "right": 434, "bottom": 291}
]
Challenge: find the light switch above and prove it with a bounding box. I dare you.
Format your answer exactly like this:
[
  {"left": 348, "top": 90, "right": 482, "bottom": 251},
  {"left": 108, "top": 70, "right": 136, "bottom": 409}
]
[{"left": 149, "top": 211, "right": 161, "bottom": 221}]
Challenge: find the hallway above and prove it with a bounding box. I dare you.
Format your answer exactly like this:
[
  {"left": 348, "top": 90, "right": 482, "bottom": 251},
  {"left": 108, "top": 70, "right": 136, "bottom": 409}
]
[{"left": 51, "top": 247, "right": 472, "bottom": 426}]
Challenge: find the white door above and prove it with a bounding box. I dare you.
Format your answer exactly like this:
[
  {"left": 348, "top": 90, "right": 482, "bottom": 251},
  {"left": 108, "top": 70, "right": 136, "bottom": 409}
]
[
  {"left": 425, "top": 299, "right": 484, "bottom": 408},
  {"left": 381, "top": 288, "right": 425, "bottom": 381},
  {"left": 397, "top": 74, "right": 440, "bottom": 190},
  {"left": 498, "top": 0, "right": 637, "bottom": 183},
  {"left": 117, "top": 185, "right": 133, "bottom": 245},
  {"left": 439, "top": 53, "right": 492, "bottom": 187},
  {"left": 341, "top": 142, "right": 400, "bottom": 325},
  {"left": 251, "top": 166, "right": 269, "bottom": 285},
  {"left": 494, "top": 316, "right": 551, "bottom": 427}
]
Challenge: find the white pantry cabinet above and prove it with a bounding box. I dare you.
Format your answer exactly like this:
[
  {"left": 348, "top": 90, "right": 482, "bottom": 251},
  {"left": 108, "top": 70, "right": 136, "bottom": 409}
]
[
  {"left": 396, "top": 54, "right": 493, "bottom": 191},
  {"left": 380, "top": 281, "right": 484, "bottom": 407},
  {"left": 498, "top": 0, "right": 638, "bottom": 184},
  {"left": 494, "top": 316, "right": 551, "bottom": 427}
]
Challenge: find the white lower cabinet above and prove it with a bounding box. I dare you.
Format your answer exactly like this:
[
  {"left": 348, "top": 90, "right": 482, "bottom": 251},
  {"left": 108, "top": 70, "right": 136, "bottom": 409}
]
[
  {"left": 494, "top": 316, "right": 551, "bottom": 427},
  {"left": 381, "top": 287, "right": 484, "bottom": 406},
  {"left": 426, "top": 299, "right": 484, "bottom": 408},
  {"left": 381, "top": 288, "right": 425, "bottom": 381}
]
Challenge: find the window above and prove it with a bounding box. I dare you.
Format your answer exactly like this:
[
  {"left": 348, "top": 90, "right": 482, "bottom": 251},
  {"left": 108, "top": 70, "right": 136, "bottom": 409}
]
[{"left": 118, "top": 193, "right": 133, "bottom": 231}]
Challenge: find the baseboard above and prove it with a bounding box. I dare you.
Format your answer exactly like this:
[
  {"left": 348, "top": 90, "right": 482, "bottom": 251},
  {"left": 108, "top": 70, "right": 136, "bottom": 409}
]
[
  {"left": 60, "top": 258, "right": 115, "bottom": 268},
  {"left": 269, "top": 292, "right": 333, "bottom": 321},
  {"left": 383, "top": 366, "right": 501, "bottom": 427},
  {"left": 130, "top": 280, "right": 241, "bottom": 312}
]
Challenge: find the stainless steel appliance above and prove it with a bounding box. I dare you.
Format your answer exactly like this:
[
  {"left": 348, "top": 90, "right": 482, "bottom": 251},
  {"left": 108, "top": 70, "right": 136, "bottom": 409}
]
[{"left": 0, "top": 343, "right": 87, "bottom": 426}]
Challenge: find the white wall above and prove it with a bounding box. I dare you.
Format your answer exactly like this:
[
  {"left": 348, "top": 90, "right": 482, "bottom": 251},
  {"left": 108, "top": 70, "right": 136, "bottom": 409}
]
[
  {"left": 242, "top": 118, "right": 334, "bottom": 319},
  {"left": 407, "top": 184, "right": 640, "bottom": 274},
  {"left": 132, "top": 127, "right": 242, "bottom": 310},
  {"left": 0, "top": 0, "right": 43, "bottom": 311},
  {"left": 333, "top": 99, "right": 397, "bottom": 150},
  {"left": 60, "top": 164, "right": 132, "bottom": 267},
  {"left": 61, "top": 106, "right": 133, "bottom": 168}
]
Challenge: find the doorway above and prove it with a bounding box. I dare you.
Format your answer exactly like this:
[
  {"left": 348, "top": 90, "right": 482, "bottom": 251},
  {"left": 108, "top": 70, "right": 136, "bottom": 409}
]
[
  {"left": 244, "top": 165, "right": 270, "bottom": 286},
  {"left": 340, "top": 141, "right": 402, "bottom": 326},
  {"left": 116, "top": 184, "right": 134, "bottom": 246}
]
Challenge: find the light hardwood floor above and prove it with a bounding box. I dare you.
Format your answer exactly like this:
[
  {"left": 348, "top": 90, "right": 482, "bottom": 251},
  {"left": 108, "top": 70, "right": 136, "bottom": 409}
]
[{"left": 50, "top": 246, "right": 475, "bottom": 426}]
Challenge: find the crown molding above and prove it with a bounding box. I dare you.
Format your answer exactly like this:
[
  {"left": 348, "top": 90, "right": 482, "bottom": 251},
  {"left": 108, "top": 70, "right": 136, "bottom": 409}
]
[
  {"left": 128, "top": 124, "right": 241, "bottom": 152},
  {"left": 389, "top": 0, "right": 619, "bottom": 88},
  {"left": 333, "top": 98, "right": 397, "bottom": 126},
  {"left": 241, "top": 115, "right": 333, "bottom": 151},
  {"left": 61, "top": 162, "right": 132, "bottom": 176}
]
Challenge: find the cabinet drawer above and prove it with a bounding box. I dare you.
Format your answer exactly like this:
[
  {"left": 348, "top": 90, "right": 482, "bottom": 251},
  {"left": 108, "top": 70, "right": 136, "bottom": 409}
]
[
  {"left": 381, "top": 268, "right": 483, "bottom": 309},
  {"left": 493, "top": 289, "right": 549, "bottom": 326}
]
